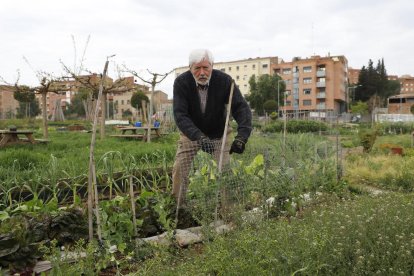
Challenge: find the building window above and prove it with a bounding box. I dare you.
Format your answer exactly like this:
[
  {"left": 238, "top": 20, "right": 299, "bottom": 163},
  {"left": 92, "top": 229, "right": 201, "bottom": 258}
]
[
  {"left": 303, "top": 78, "right": 312, "bottom": 84},
  {"left": 127, "top": 100, "right": 130, "bottom": 104},
  {"left": 243, "top": 75, "right": 247, "bottom": 80},
  {"left": 303, "top": 89, "right": 311, "bottom": 95},
  {"left": 262, "top": 64, "right": 268, "bottom": 68},
  {"left": 221, "top": 68, "right": 225, "bottom": 72},
  {"left": 244, "top": 65, "right": 247, "bottom": 69},
  {"left": 285, "top": 101, "right": 291, "bottom": 106},
  {"left": 236, "top": 66, "right": 239, "bottom": 71},
  {"left": 236, "top": 76, "right": 240, "bottom": 80},
  {"left": 303, "top": 100, "right": 312, "bottom": 106},
  {"left": 284, "top": 79, "right": 291, "bottom": 85},
  {"left": 252, "top": 64, "right": 256, "bottom": 69},
  {"left": 303, "top": 66, "right": 312, "bottom": 73},
  {"left": 282, "top": 68, "right": 291, "bottom": 74},
  {"left": 121, "top": 100, "right": 124, "bottom": 105},
  {"left": 228, "top": 67, "right": 232, "bottom": 71}
]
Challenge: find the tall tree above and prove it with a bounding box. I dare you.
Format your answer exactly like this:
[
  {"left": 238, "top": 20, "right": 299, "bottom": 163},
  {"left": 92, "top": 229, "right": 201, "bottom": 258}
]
[
  {"left": 130, "top": 89, "right": 149, "bottom": 111},
  {"left": 14, "top": 86, "right": 41, "bottom": 118},
  {"left": 246, "top": 74, "right": 285, "bottom": 116},
  {"left": 354, "top": 58, "right": 399, "bottom": 110},
  {"left": 1, "top": 72, "right": 66, "bottom": 139}
]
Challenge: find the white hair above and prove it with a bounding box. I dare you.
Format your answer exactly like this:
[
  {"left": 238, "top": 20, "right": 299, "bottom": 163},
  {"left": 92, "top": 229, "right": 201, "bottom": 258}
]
[{"left": 189, "top": 49, "right": 214, "bottom": 67}]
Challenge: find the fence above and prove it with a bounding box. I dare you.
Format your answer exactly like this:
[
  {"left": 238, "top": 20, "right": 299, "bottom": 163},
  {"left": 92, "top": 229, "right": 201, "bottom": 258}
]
[{"left": 175, "top": 132, "right": 343, "bottom": 227}]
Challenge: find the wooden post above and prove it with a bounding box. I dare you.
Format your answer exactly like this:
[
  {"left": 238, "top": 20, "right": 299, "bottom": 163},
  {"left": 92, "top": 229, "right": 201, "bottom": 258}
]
[
  {"left": 87, "top": 59, "right": 109, "bottom": 242},
  {"left": 41, "top": 92, "right": 48, "bottom": 139},
  {"left": 100, "top": 92, "right": 107, "bottom": 139}
]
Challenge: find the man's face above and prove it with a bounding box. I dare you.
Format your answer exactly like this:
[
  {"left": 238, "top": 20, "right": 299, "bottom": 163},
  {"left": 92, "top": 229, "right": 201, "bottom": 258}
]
[{"left": 190, "top": 59, "right": 212, "bottom": 86}]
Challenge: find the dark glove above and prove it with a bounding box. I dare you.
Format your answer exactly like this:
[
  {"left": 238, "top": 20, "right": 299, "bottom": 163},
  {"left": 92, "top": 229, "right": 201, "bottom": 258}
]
[
  {"left": 199, "top": 135, "right": 215, "bottom": 154},
  {"left": 230, "top": 136, "right": 247, "bottom": 154}
]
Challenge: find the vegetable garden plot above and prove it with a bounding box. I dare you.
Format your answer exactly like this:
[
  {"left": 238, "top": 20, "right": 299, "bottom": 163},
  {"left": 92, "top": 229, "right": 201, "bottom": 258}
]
[
  {"left": 176, "top": 133, "right": 341, "bottom": 228},
  {"left": 0, "top": 132, "right": 342, "bottom": 274}
]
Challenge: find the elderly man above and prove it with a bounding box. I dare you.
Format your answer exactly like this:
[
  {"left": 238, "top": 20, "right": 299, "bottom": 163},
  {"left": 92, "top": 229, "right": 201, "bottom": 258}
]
[{"left": 172, "top": 49, "right": 252, "bottom": 204}]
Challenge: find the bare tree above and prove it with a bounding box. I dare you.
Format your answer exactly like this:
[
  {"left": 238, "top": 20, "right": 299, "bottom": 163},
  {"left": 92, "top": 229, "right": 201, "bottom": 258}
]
[
  {"left": 1, "top": 71, "right": 66, "bottom": 139},
  {"left": 125, "top": 67, "right": 173, "bottom": 142},
  {"left": 62, "top": 63, "right": 136, "bottom": 138}
]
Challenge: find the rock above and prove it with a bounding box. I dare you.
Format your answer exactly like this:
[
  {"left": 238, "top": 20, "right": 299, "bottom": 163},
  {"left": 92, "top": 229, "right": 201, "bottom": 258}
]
[{"left": 175, "top": 229, "right": 203, "bottom": 247}]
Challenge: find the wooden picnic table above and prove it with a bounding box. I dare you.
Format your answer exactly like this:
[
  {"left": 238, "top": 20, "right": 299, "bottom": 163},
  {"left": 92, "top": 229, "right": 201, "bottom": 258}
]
[
  {"left": 0, "top": 129, "right": 36, "bottom": 147},
  {"left": 110, "top": 126, "right": 162, "bottom": 141}
]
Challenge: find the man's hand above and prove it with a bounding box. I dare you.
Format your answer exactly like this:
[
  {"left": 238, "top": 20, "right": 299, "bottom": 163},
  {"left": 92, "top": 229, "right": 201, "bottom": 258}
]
[
  {"left": 229, "top": 136, "right": 247, "bottom": 154},
  {"left": 199, "top": 135, "right": 215, "bottom": 154}
]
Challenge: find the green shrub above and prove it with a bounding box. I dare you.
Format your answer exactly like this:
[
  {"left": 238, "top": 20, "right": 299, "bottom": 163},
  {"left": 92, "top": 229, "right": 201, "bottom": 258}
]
[
  {"left": 358, "top": 129, "right": 378, "bottom": 153},
  {"left": 263, "top": 100, "right": 277, "bottom": 114},
  {"left": 263, "top": 119, "right": 328, "bottom": 133}
]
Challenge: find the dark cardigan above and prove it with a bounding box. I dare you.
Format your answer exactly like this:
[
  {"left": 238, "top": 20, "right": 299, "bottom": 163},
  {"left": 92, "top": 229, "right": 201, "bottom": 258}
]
[{"left": 173, "top": 69, "right": 252, "bottom": 141}]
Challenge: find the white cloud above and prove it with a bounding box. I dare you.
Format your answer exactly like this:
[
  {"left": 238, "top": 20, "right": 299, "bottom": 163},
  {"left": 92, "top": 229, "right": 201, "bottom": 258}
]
[{"left": 1, "top": 0, "right": 414, "bottom": 98}]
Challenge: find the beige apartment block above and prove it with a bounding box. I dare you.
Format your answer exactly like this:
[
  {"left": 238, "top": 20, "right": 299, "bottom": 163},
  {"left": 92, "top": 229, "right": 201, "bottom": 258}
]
[
  {"left": 272, "top": 55, "right": 348, "bottom": 116},
  {"left": 0, "top": 85, "right": 19, "bottom": 119},
  {"left": 175, "top": 56, "right": 278, "bottom": 95}
]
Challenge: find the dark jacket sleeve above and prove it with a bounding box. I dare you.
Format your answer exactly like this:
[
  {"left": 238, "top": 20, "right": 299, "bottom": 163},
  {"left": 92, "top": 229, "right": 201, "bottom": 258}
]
[
  {"left": 231, "top": 84, "right": 252, "bottom": 141},
  {"left": 173, "top": 78, "right": 204, "bottom": 141}
]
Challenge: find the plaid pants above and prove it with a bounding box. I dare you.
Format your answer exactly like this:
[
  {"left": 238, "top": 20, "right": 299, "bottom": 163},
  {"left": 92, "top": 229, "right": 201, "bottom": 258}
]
[{"left": 172, "top": 128, "right": 232, "bottom": 204}]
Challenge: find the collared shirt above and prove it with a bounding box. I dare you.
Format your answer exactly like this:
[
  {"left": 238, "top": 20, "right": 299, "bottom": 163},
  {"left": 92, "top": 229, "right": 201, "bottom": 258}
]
[{"left": 197, "top": 84, "right": 209, "bottom": 114}]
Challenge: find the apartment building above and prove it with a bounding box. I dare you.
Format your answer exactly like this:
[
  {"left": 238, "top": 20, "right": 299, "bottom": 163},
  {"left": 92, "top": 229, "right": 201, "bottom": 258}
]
[
  {"left": 387, "top": 75, "right": 414, "bottom": 114},
  {"left": 388, "top": 94, "right": 414, "bottom": 114},
  {"left": 272, "top": 55, "right": 348, "bottom": 116},
  {"left": 348, "top": 67, "right": 360, "bottom": 85},
  {"left": 174, "top": 56, "right": 278, "bottom": 96},
  {"left": 0, "top": 85, "right": 19, "bottom": 119},
  {"left": 398, "top": 75, "right": 414, "bottom": 94}
]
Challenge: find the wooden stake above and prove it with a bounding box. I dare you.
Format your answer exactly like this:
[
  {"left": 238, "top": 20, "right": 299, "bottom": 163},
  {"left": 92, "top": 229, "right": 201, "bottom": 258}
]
[{"left": 87, "top": 58, "right": 110, "bottom": 242}]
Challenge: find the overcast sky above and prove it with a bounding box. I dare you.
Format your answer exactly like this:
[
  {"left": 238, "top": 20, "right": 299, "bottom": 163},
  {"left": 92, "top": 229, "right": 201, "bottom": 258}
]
[{"left": 1, "top": 0, "right": 413, "bottom": 98}]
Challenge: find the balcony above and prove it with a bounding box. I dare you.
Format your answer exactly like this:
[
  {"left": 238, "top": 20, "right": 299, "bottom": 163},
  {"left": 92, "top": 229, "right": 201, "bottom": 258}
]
[
  {"left": 316, "top": 70, "right": 326, "bottom": 77},
  {"left": 316, "top": 103, "right": 326, "bottom": 109},
  {"left": 293, "top": 92, "right": 299, "bottom": 100},
  {"left": 316, "top": 92, "right": 326, "bottom": 99},
  {"left": 316, "top": 82, "right": 326, "bottom": 88}
]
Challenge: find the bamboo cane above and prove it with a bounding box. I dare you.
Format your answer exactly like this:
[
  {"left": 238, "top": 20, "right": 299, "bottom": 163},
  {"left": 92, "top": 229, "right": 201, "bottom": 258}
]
[{"left": 215, "top": 80, "right": 235, "bottom": 221}]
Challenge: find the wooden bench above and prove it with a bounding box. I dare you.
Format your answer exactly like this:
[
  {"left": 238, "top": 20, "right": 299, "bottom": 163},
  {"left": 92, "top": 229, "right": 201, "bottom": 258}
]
[{"left": 110, "top": 134, "right": 144, "bottom": 139}]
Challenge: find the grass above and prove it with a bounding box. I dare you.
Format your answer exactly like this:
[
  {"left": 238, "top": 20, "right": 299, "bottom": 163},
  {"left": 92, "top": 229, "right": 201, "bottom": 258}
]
[
  {"left": 132, "top": 192, "right": 414, "bottom": 275},
  {"left": 345, "top": 151, "right": 414, "bottom": 192}
]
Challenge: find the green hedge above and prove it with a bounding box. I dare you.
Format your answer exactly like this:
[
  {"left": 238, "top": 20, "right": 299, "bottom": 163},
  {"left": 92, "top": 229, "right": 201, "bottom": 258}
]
[
  {"left": 377, "top": 122, "right": 414, "bottom": 135},
  {"left": 263, "top": 119, "right": 328, "bottom": 133}
]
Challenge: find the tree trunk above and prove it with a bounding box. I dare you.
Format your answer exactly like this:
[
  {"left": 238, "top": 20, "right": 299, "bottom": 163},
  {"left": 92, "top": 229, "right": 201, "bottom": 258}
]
[{"left": 42, "top": 92, "right": 48, "bottom": 139}]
